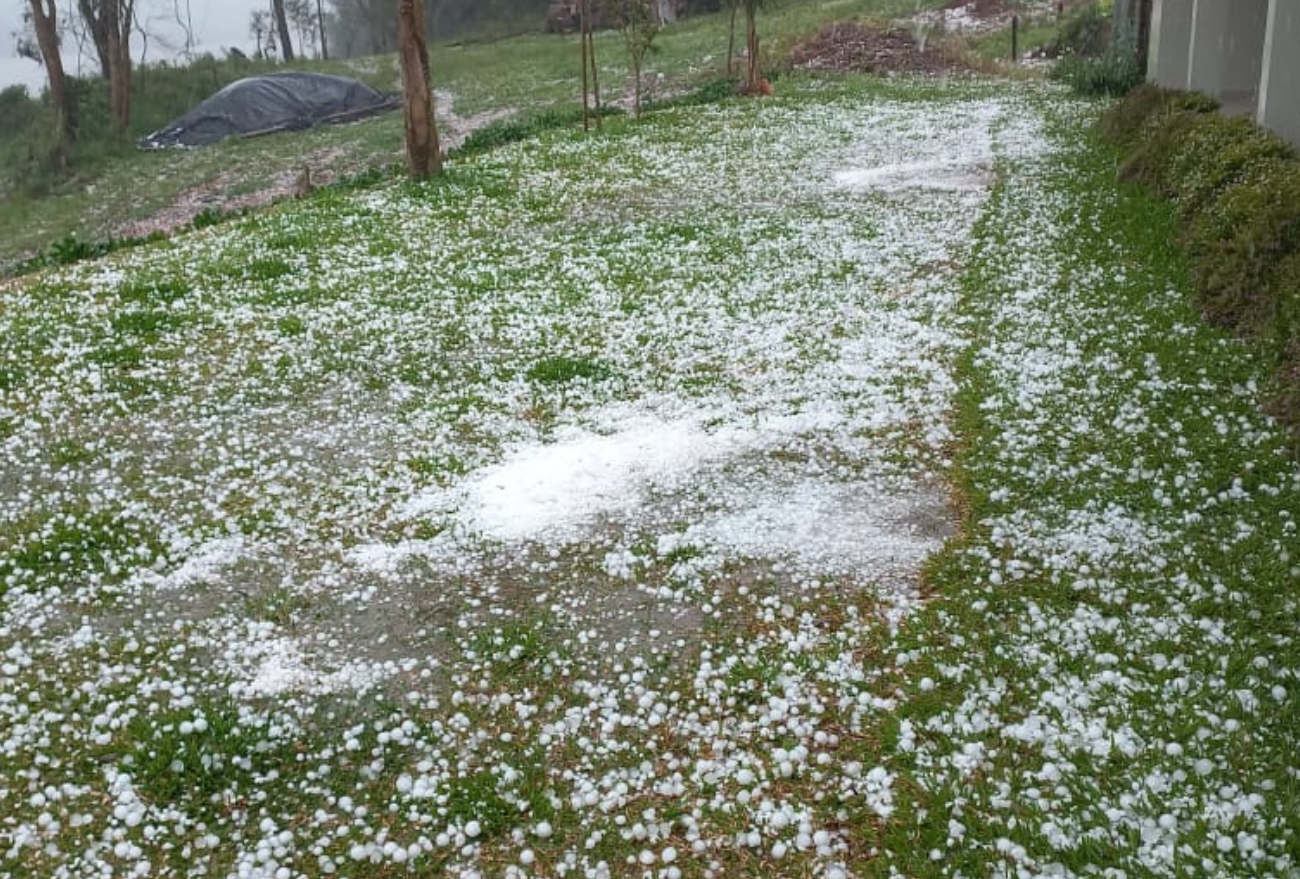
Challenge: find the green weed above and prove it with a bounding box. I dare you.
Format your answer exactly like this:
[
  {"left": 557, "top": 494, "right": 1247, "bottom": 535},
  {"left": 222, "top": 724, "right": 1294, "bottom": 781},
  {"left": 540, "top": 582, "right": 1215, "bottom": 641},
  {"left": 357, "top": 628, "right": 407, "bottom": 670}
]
[{"left": 526, "top": 355, "right": 613, "bottom": 384}]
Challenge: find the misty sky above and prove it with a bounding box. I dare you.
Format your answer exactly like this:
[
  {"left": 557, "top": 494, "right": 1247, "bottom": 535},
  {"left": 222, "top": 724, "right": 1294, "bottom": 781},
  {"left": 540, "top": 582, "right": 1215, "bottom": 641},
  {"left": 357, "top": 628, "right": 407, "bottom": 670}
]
[{"left": 2, "top": 0, "right": 267, "bottom": 93}]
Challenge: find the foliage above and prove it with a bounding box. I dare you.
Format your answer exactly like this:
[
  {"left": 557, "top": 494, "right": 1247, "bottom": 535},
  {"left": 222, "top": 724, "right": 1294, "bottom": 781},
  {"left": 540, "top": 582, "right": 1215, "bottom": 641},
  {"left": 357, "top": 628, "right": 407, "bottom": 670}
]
[
  {"left": 1096, "top": 83, "right": 1218, "bottom": 150},
  {"left": 1049, "top": 50, "right": 1141, "bottom": 97},
  {"left": 1101, "top": 86, "right": 1300, "bottom": 444},
  {"left": 602, "top": 0, "right": 663, "bottom": 116},
  {"left": 1054, "top": 2, "right": 1111, "bottom": 57},
  {"left": 1047, "top": 1, "right": 1141, "bottom": 97}
]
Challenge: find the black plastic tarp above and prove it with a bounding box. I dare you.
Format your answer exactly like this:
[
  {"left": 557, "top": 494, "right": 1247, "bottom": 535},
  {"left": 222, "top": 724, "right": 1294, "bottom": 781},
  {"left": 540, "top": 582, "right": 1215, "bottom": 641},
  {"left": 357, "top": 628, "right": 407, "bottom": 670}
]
[{"left": 139, "top": 72, "right": 400, "bottom": 149}]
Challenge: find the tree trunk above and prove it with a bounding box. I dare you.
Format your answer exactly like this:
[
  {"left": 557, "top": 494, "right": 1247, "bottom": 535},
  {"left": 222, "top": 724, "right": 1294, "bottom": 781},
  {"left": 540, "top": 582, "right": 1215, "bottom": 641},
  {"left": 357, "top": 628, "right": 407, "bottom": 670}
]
[
  {"left": 580, "top": 0, "right": 590, "bottom": 130},
  {"left": 631, "top": 50, "right": 641, "bottom": 118},
  {"left": 398, "top": 0, "right": 441, "bottom": 179},
  {"left": 272, "top": 0, "right": 296, "bottom": 61},
  {"left": 316, "top": 0, "right": 328, "bottom": 59},
  {"left": 587, "top": 17, "right": 601, "bottom": 129},
  {"left": 726, "top": 3, "right": 736, "bottom": 76},
  {"left": 104, "top": 0, "right": 131, "bottom": 133},
  {"left": 28, "top": 0, "right": 73, "bottom": 167},
  {"left": 745, "top": 6, "right": 759, "bottom": 94},
  {"left": 77, "top": 0, "right": 111, "bottom": 79}
]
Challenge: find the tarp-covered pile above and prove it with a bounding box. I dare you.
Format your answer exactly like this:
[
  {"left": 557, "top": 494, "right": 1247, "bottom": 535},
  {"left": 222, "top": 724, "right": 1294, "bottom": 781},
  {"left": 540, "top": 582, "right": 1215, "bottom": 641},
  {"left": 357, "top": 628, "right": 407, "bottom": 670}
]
[{"left": 139, "top": 72, "right": 401, "bottom": 149}]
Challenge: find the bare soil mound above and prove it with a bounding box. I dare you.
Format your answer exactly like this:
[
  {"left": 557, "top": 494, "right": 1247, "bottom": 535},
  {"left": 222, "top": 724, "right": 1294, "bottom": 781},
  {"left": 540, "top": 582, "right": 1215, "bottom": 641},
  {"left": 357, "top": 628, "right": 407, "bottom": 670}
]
[{"left": 789, "top": 21, "right": 970, "bottom": 76}]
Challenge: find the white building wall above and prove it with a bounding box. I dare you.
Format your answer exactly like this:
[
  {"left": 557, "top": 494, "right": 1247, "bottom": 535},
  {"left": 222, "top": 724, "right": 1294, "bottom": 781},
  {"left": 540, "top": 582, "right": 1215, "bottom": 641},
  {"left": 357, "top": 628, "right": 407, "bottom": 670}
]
[
  {"left": 1149, "top": 0, "right": 1194, "bottom": 88},
  {"left": 1259, "top": 0, "right": 1300, "bottom": 146}
]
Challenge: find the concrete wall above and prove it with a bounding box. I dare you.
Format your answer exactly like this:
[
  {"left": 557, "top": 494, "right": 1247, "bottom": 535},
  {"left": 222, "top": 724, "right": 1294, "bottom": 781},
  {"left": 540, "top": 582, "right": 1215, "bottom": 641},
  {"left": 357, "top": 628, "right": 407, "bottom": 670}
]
[
  {"left": 1147, "top": 0, "right": 1300, "bottom": 147},
  {"left": 1149, "top": 0, "right": 1194, "bottom": 88},
  {"left": 1188, "top": 0, "right": 1268, "bottom": 97},
  {"left": 1260, "top": 0, "right": 1300, "bottom": 146}
]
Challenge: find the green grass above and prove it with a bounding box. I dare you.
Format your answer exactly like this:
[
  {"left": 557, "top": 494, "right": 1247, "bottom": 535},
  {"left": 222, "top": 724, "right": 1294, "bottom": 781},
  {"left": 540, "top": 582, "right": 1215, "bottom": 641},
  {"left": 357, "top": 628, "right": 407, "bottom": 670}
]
[{"left": 0, "top": 0, "right": 967, "bottom": 274}]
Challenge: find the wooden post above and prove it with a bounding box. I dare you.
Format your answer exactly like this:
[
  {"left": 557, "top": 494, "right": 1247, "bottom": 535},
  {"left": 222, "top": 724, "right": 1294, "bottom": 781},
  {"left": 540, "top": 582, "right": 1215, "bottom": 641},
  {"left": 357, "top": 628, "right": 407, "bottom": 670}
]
[{"left": 1011, "top": 14, "right": 1019, "bottom": 63}]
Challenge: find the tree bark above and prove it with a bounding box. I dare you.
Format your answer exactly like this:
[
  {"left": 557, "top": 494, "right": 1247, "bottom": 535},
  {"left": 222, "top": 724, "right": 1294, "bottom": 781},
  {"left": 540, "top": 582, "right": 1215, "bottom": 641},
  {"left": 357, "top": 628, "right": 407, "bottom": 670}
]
[
  {"left": 580, "top": 0, "right": 590, "bottom": 130},
  {"left": 744, "top": 4, "right": 759, "bottom": 94},
  {"left": 398, "top": 0, "right": 441, "bottom": 179},
  {"left": 75, "top": 0, "right": 133, "bottom": 134},
  {"left": 76, "top": 0, "right": 111, "bottom": 79},
  {"left": 272, "top": 0, "right": 296, "bottom": 61},
  {"left": 104, "top": 0, "right": 131, "bottom": 133},
  {"left": 28, "top": 0, "right": 73, "bottom": 167},
  {"left": 587, "top": 12, "right": 601, "bottom": 129},
  {"left": 316, "top": 0, "right": 328, "bottom": 59},
  {"left": 726, "top": 3, "right": 736, "bottom": 76}
]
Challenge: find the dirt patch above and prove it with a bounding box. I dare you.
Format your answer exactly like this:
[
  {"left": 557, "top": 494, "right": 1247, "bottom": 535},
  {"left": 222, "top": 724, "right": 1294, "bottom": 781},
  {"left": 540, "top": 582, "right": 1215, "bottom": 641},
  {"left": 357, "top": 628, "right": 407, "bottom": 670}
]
[
  {"left": 789, "top": 21, "right": 972, "bottom": 76},
  {"left": 114, "top": 147, "right": 355, "bottom": 239}
]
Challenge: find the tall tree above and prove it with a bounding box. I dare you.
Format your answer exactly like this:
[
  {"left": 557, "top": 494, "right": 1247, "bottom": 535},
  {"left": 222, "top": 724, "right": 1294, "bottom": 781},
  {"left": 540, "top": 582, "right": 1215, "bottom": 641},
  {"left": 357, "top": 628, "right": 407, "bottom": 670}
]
[
  {"left": 272, "top": 0, "right": 296, "bottom": 60},
  {"left": 74, "top": 0, "right": 135, "bottom": 133},
  {"left": 172, "top": 0, "right": 196, "bottom": 59},
  {"left": 397, "top": 0, "right": 441, "bottom": 179},
  {"left": 579, "top": 0, "right": 601, "bottom": 130},
  {"left": 25, "top": 0, "right": 73, "bottom": 167},
  {"left": 725, "top": 0, "right": 737, "bottom": 75},
  {"left": 75, "top": 0, "right": 110, "bottom": 78},
  {"left": 249, "top": 9, "right": 271, "bottom": 57},
  {"left": 316, "top": 0, "right": 328, "bottom": 58},
  {"left": 740, "top": 0, "right": 764, "bottom": 95}
]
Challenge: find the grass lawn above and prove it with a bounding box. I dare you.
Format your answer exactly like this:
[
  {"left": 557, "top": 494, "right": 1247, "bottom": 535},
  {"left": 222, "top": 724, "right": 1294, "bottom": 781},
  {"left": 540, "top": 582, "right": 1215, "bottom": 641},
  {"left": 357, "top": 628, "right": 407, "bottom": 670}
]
[
  {"left": 0, "top": 0, "right": 999, "bottom": 273},
  {"left": 1, "top": 68, "right": 1297, "bottom": 879}
]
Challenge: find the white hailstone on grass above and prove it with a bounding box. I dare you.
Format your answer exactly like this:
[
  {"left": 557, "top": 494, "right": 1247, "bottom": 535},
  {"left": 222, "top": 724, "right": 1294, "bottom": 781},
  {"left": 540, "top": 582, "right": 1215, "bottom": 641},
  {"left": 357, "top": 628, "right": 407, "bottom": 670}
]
[
  {"left": 520, "top": 849, "right": 535, "bottom": 865},
  {"left": 465, "top": 820, "right": 482, "bottom": 838},
  {"left": 533, "top": 820, "right": 553, "bottom": 839},
  {"left": 638, "top": 849, "right": 655, "bottom": 865}
]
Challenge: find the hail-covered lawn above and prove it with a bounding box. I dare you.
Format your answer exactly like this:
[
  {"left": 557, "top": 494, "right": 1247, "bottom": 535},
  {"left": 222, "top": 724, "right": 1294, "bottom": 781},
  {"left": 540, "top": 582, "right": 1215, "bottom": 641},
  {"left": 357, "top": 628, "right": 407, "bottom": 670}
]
[{"left": 1, "top": 79, "right": 1297, "bottom": 878}]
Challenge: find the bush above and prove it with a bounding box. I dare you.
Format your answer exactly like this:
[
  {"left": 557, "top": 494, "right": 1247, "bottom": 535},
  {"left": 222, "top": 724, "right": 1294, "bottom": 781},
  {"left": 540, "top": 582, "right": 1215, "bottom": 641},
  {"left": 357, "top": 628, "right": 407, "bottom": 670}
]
[
  {"left": 1184, "top": 159, "right": 1300, "bottom": 331},
  {"left": 1117, "top": 109, "right": 1205, "bottom": 189},
  {"left": 1103, "top": 86, "right": 1300, "bottom": 446},
  {"left": 1097, "top": 84, "right": 1218, "bottom": 150},
  {"left": 1056, "top": 4, "right": 1112, "bottom": 58},
  {"left": 1161, "top": 115, "right": 1294, "bottom": 219}
]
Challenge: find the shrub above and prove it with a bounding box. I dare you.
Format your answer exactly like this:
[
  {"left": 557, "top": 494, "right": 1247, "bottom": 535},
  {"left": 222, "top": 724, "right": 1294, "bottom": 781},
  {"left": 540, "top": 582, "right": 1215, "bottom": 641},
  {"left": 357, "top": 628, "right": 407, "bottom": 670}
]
[
  {"left": 1051, "top": 51, "right": 1142, "bottom": 97},
  {"left": 1160, "top": 115, "right": 1295, "bottom": 218},
  {"left": 1117, "top": 109, "right": 1205, "bottom": 190},
  {"left": 1184, "top": 160, "right": 1300, "bottom": 331},
  {"left": 1056, "top": 4, "right": 1112, "bottom": 58},
  {"left": 1098, "top": 84, "right": 1218, "bottom": 150},
  {"left": 1103, "top": 87, "right": 1300, "bottom": 446}
]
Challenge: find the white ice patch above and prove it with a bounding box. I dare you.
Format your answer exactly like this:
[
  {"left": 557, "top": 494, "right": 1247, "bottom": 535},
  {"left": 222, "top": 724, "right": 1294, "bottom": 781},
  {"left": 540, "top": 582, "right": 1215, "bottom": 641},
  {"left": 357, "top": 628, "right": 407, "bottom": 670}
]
[
  {"left": 833, "top": 161, "right": 992, "bottom": 194},
  {"left": 692, "top": 478, "right": 944, "bottom": 578},
  {"left": 158, "top": 535, "right": 250, "bottom": 590},
  {"left": 408, "top": 416, "right": 734, "bottom": 542},
  {"left": 222, "top": 626, "right": 387, "bottom": 697}
]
